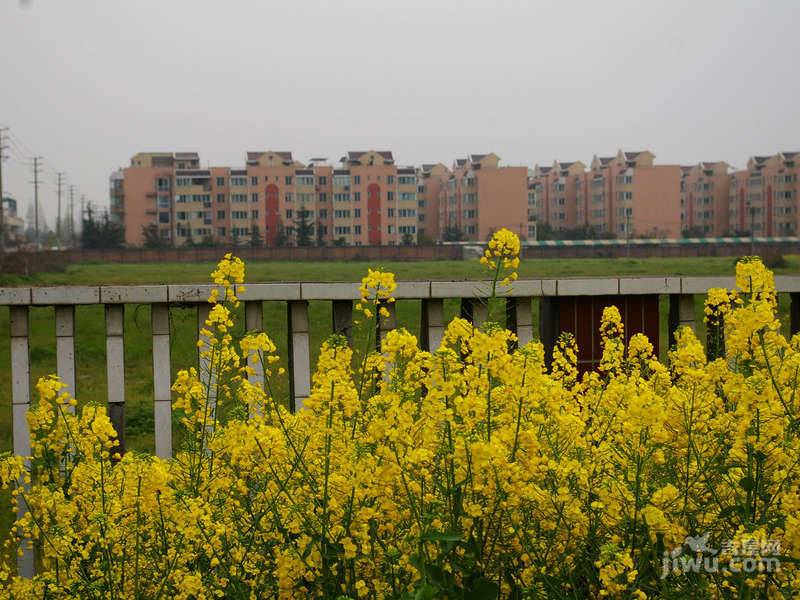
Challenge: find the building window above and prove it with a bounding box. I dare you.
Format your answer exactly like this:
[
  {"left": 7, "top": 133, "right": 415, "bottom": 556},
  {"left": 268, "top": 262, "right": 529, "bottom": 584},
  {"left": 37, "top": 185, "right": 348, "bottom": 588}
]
[
  {"left": 157, "top": 178, "right": 171, "bottom": 191},
  {"left": 230, "top": 176, "right": 247, "bottom": 187},
  {"left": 297, "top": 175, "right": 314, "bottom": 186},
  {"left": 387, "top": 191, "right": 394, "bottom": 201},
  {"left": 251, "top": 210, "right": 259, "bottom": 219},
  {"left": 286, "top": 209, "right": 293, "bottom": 219},
  {"left": 317, "top": 175, "right": 327, "bottom": 185},
  {"left": 285, "top": 193, "right": 293, "bottom": 203},
  {"left": 251, "top": 192, "right": 259, "bottom": 203},
  {"left": 217, "top": 227, "right": 226, "bottom": 237},
  {"left": 217, "top": 210, "right": 225, "bottom": 220},
  {"left": 354, "top": 208, "right": 361, "bottom": 217},
  {"left": 285, "top": 176, "right": 293, "bottom": 185},
  {"left": 216, "top": 193, "right": 225, "bottom": 203},
  {"left": 158, "top": 212, "right": 169, "bottom": 223},
  {"left": 318, "top": 192, "right": 327, "bottom": 202},
  {"left": 250, "top": 176, "right": 258, "bottom": 186},
  {"left": 232, "top": 193, "right": 247, "bottom": 203},
  {"left": 354, "top": 192, "right": 361, "bottom": 201},
  {"left": 387, "top": 175, "right": 395, "bottom": 184},
  {"left": 353, "top": 175, "right": 361, "bottom": 185},
  {"left": 157, "top": 196, "right": 170, "bottom": 208},
  {"left": 388, "top": 208, "right": 395, "bottom": 217},
  {"left": 216, "top": 176, "right": 226, "bottom": 186}
]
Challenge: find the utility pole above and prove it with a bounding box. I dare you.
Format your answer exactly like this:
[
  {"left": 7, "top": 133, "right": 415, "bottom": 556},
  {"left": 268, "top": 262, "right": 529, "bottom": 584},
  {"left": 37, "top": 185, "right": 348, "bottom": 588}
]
[
  {"left": 56, "top": 172, "right": 65, "bottom": 245},
  {"left": 31, "top": 156, "right": 43, "bottom": 248},
  {"left": 0, "top": 127, "right": 7, "bottom": 253},
  {"left": 626, "top": 211, "right": 632, "bottom": 257},
  {"left": 69, "top": 185, "right": 77, "bottom": 246}
]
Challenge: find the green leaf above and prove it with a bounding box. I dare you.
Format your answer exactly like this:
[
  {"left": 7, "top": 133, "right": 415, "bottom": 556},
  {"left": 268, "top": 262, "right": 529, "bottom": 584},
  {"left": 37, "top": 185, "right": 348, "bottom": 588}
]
[
  {"left": 413, "top": 583, "right": 439, "bottom": 600},
  {"left": 739, "top": 476, "right": 756, "bottom": 491},
  {"left": 421, "top": 531, "right": 463, "bottom": 542},
  {"left": 465, "top": 576, "right": 500, "bottom": 600}
]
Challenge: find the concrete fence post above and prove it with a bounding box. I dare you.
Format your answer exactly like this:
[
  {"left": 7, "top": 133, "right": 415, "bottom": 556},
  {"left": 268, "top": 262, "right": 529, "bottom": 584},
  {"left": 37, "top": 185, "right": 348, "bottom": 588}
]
[
  {"left": 421, "top": 299, "right": 444, "bottom": 352},
  {"left": 288, "top": 300, "right": 311, "bottom": 412},
  {"left": 332, "top": 300, "right": 353, "bottom": 344},
  {"left": 151, "top": 303, "right": 172, "bottom": 459},
  {"left": 506, "top": 297, "right": 534, "bottom": 348},
  {"left": 10, "top": 306, "right": 34, "bottom": 578},
  {"left": 668, "top": 294, "right": 696, "bottom": 341},
  {"left": 55, "top": 305, "right": 77, "bottom": 408},
  {"left": 105, "top": 304, "right": 126, "bottom": 455}
]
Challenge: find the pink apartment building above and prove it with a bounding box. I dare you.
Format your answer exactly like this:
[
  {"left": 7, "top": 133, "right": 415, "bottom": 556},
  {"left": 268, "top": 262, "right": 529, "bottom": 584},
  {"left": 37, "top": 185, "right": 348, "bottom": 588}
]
[
  {"left": 117, "top": 150, "right": 424, "bottom": 247},
  {"left": 530, "top": 150, "right": 682, "bottom": 238},
  {"left": 728, "top": 152, "right": 799, "bottom": 236},
  {"left": 439, "top": 153, "right": 528, "bottom": 242},
  {"left": 680, "top": 162, "right": 731, "bottom": 236}
]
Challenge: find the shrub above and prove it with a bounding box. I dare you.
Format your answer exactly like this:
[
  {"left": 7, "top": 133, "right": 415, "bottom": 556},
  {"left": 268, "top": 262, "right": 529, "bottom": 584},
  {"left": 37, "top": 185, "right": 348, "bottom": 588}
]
[{"left": 1, "top": 238, "right": 799, "bottom": 598}]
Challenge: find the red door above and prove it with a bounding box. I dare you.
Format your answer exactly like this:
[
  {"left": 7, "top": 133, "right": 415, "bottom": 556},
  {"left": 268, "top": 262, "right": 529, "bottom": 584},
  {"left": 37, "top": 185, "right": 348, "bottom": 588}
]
[
  {"left": 368, "top": 183, "right": 381, "bottom": 245},
  {"left": 558, "top": 295, "right": 660, "bottom": 372},
  {"left": 265, "top": 184, "right": 280, "bottom": 246}
]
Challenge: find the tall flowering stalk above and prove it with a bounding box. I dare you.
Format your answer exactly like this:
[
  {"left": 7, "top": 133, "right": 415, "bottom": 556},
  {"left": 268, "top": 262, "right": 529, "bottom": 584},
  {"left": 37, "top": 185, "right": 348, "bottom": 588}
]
[{"left": 0, "top": 253, "right": 799, "bottom": 599}]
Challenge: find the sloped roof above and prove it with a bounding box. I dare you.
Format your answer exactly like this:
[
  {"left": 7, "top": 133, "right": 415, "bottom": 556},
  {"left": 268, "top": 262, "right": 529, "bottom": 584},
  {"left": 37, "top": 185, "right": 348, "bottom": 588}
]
[{"left": 344, "top": 151, "right": 394, "bottom": 162}]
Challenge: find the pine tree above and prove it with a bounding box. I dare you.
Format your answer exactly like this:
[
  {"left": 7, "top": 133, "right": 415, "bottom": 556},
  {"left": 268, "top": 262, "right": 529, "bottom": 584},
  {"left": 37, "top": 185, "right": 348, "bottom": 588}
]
[
  {"left": 249, "top": 224, "right": 264, "bottom": 247},
  {"left": 294, "top": 208, "right": 314, "bottom": 247}
]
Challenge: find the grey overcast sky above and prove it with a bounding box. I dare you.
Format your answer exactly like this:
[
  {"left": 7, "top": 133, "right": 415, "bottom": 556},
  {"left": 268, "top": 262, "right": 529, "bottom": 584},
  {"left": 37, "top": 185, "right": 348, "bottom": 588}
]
[{"left": 1, "top": 0, "right": 799, "bottom": 224}]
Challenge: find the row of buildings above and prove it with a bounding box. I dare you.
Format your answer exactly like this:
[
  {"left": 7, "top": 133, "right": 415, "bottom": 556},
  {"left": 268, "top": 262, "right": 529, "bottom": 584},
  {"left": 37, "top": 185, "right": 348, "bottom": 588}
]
[
  {"left": 530, "top": 150, "right": 799, "bottom": 239},
  {"left": 110, "top": 148, "right": 800, "bottom": 247}
]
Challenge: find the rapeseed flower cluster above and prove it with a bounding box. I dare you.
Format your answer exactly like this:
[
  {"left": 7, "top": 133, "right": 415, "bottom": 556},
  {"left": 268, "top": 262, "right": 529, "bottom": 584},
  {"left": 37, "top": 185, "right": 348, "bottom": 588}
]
[
  {"left": 356, "top": 268, "right": 396, "bottom": 319},
  {"left": 1, "top": 249, "right": 799, "bottom": 599},
  {"left": 481, "top": 227, "right": 521, "bottom": 286}
]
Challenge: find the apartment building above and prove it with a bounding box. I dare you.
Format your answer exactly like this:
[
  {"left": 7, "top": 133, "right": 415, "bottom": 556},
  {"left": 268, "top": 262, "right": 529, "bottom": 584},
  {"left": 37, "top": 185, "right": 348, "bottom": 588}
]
[
  {"left": 417, "top": 163, "right": 448, "bottom": 243},
  {"left": 529, "top": 161, "right": 586, "bottom": 231},
  {"left": 728, "top": 152, "right": 799, "bottom": 236},
  {"left": 586, "top": 150, "right": 682, "bottom": 238},
  {"left": 331, "top": 150, "right": 418, "bottom": 246},
  {"left": 440, "top": 153, "right": 528, "bottom": 241},
  {"left": 529, "top": 150, "right": 681, "bottom": 238},
  {"left": 680, "top": 162, "right": 731, "bottom": 236},
  {"left": 119, "top": 150, "right": 424, "bottom": 247}
]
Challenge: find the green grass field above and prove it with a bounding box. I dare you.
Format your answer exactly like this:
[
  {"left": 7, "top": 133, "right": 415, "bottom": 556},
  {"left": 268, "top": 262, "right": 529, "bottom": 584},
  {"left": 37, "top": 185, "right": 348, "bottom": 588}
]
[
  {"left": 0, "top": 254, "right": 799, "bottom": 566},
  {"left": 5, "top": 254, "right": 800, "bottom": 287},
  {"left": 3, "top": 254, "right": 800, "bottom": 453}
]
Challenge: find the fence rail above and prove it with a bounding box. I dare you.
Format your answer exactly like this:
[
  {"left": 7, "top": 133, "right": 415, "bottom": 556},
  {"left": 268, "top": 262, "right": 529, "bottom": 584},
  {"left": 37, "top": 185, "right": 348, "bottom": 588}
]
[{"left": 4, "top": 275, "right": 800, "bottom": 575}]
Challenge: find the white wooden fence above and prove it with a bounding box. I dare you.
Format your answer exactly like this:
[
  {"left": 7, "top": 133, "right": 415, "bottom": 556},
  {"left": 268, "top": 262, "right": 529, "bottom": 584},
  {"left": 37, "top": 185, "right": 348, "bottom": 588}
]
[{"left": 3, "top": 275, "right": 800, "bottom": 576}]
